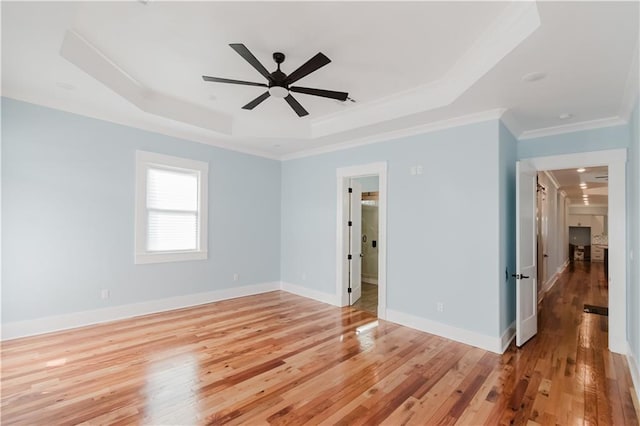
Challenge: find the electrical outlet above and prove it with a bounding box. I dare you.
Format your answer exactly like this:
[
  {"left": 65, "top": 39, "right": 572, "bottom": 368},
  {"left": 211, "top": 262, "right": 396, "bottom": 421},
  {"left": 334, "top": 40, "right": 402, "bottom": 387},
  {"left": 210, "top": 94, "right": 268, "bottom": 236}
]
[
  {"left": 100, "top": 289, "right": 110, "bottom": 299},
  {"left": 410, "top": 166, "right": 417, "bottom": 176},
  {"left": 233, "top": 273, "right": 239, "bottom": 282},
  {"left": 437, "top": 302, "right": 444, "bottom": 313},
  {"left": 416, "top": 165, "right": 423, "bottom": 175}
]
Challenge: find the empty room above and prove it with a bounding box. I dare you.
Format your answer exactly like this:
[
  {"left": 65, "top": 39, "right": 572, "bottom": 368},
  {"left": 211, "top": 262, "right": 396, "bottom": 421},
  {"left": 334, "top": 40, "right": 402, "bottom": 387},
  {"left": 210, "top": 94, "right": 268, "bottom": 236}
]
[{"left": 2, "top": 1, "right": 640, "bottom": 424}]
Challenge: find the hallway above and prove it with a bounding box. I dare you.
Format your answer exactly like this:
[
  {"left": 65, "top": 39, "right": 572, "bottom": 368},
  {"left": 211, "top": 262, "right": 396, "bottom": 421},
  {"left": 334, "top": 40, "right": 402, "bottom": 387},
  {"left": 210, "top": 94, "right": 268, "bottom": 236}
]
[{"left": 501, "top": 261, "right": 638, "bottom": 424}]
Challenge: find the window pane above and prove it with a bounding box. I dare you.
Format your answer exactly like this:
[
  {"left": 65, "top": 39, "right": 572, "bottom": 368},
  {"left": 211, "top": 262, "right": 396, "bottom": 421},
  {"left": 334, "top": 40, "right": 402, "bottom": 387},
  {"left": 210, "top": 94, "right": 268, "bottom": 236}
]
[
  {"left": 147, "top": 211, "right": 197, "bottom": 251},
  {"left": 147, "top": 168, "right": 198, "bottom": 211}
]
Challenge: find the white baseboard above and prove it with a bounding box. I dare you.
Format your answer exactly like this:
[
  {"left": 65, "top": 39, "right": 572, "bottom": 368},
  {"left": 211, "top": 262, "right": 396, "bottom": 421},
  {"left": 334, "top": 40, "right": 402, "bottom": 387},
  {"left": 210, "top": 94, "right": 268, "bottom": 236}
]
[
  {"left": 501, "top": 321, "right": 516, "bottom": 352},
  {"left": 280, "top": 281, "right": 338, "bottom": 306},
  {"left": 558, "top": 259, "right": 569, "bottom": 274},
  {"left": 541, "top": 272, "right": 559, "bottom": 294},
  {"left": 627, "top": 342, "right": 640, "bottom": 412},
  {"left": 386, "top": 309, "right": 504, "bottom": 354},
  {"left": 539, "top": 260, "right": 570, "bottom": 303},
  {"left": 362, "top": 277, "right": 378, "bottom": 285},
  {"left": 1, "top": 282, "right": 280, "bottom": 341}
]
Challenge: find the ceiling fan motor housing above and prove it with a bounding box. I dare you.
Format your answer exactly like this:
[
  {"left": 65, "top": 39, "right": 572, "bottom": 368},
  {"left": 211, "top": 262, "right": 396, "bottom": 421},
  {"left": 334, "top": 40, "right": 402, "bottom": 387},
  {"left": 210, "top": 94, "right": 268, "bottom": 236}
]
[{"left": 269, "top": 52, "right": 289, "bottom": 97}]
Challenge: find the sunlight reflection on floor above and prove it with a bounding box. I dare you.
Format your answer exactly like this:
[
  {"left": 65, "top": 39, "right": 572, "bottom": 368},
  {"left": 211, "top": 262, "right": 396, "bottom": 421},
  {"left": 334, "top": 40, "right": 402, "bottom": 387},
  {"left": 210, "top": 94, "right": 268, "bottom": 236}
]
[{"left": 144, "top": 353, "right": 200, "bottom": 424}]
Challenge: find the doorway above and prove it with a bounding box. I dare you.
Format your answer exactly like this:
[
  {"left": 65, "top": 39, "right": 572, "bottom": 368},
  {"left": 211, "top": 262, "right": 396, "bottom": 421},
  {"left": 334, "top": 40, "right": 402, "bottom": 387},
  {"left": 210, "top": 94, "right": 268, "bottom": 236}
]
[
  {"left": 336, "top": 162, "right": 388, "bottom": 319},
  {"left": 516, "top": 149, "right": 626, "bottom": 352},
  {"left": 352, "top": 178, "right": 379, "bottom": 315}
]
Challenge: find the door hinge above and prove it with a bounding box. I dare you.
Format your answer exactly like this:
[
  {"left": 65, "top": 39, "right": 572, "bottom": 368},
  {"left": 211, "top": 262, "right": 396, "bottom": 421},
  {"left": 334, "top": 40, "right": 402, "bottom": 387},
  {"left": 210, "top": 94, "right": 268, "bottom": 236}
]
[
  {"left": 347, "top": 254, "right": 352, "bottom": 260},
  {"left": 348, "top": 187, "right": 353, "bottom": 193},
  {"left": 348, "top": 221, "right": 352, "bottom": 227},
  {"left": 348, "top": 287, "right": 352, "bottom": 293}
]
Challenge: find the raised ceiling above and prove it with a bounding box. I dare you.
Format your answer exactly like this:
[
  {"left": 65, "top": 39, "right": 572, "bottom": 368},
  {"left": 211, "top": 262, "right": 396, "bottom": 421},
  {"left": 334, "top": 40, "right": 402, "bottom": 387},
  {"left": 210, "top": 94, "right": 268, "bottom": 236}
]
[
  {"left": 549, "top": 166, "right": 609, "bottom": 206},
  {"left": 2, "top": 2, "right": 638, "bottom": 159}
]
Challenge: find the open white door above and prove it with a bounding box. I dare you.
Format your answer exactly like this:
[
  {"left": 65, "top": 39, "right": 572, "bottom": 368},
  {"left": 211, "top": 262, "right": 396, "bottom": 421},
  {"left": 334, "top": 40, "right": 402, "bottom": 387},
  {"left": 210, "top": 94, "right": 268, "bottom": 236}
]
[
  {"left": 516, "top": 161, "right": 538, "bottom": 347},
  {"left": 350, "top": 180, "right": 362, "bottom": 304}
]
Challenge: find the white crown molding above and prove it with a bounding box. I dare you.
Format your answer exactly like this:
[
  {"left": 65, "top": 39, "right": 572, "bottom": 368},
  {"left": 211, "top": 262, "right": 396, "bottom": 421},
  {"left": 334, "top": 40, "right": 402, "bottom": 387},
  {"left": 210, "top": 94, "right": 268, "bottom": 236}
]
[
  {"left": 281, "top": 108, "right": 506, "bottom": 161},
  {"left": 619, "top": 38, "right": 639, "bottom": 121},
  {"left": 309, "top": 2, "right": 540, "bottom": 139},
  {"left": 544, "top": 170, "right": 560, "bottom": 190},
  {"left": 518, "top": 116, "right": 627, "bottom": 141},
  {"left": 57, "top": 5, "right": 539, "bottom": 145},
  {"left": 499, "top": 109, "right": 523, "bottom": 139},
  {"left": 60, "top": 30, "right": 234, "bottom": 135},
  {"left": 2, "top": 93, "right": 281, "bottom": 160}
]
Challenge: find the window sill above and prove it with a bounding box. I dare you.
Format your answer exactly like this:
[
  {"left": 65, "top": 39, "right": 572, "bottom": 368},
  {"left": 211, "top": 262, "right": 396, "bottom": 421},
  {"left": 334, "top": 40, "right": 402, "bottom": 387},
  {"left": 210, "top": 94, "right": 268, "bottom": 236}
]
[{"left": 135, "top": 251, "right": 208, "bottom": 265}]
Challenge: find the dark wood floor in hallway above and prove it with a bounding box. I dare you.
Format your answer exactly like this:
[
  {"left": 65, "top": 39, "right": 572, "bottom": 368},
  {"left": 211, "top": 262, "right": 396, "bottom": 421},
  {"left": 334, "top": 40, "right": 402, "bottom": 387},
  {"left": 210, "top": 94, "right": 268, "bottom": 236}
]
[{"left": 1, "top": 262, "right": 638, "bottom": 425}]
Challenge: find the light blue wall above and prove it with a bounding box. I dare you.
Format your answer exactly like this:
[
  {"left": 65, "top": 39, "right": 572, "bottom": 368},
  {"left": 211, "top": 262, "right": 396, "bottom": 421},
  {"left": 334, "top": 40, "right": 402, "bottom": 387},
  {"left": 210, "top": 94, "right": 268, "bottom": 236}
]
[
  {"left": 499, "top": 123, "right": 517, "bottom": 334},
  {"left": 628, "top": 99, "right": 640, "bottom": 366},
  {"left": 1, "top": 98, "right": 281, "bottom": 322},
  {"left": 6, "top": 93, "right": 637, "bottom": 357},
  {"left": 518, "top": 124, "right": 630, "bottom": 159},
  {"left": 281, "top": 120, "right": 503, "bottom": 337}
]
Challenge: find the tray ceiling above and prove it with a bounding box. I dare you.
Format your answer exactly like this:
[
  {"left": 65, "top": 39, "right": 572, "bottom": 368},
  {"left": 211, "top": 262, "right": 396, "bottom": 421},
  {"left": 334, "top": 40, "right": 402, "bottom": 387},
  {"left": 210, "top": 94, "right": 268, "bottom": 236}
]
[{"left": 2, "top": 2, "right": 638, "bottom": 159}]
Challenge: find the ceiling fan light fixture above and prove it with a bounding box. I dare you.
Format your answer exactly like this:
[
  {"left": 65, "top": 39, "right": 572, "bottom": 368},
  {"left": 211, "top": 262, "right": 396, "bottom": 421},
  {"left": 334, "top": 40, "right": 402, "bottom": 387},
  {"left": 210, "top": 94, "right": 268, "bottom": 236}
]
[{"left": 269, "top": 86, "right": 289, "bottom": 99}]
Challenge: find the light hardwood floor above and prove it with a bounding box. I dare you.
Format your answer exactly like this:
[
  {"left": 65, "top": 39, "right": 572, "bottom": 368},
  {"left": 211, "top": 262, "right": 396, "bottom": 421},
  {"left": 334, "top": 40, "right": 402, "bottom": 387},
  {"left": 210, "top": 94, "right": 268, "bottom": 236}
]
[
  {"left": 352, "top": 282, "right": 378, "bottom": 315},
  {"left": 1, "top": 262, "right": 638, "bottom": 425}
]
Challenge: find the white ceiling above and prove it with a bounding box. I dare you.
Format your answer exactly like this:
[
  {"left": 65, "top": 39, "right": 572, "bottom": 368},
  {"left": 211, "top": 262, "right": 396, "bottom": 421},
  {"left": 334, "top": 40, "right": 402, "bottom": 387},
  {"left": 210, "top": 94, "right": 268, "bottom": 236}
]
[
  {"left": 548, "top": 166, "right": 609, "bottom": 206},
  {"left": 2, "top": 1, "right": 638, "bottom": 159}
]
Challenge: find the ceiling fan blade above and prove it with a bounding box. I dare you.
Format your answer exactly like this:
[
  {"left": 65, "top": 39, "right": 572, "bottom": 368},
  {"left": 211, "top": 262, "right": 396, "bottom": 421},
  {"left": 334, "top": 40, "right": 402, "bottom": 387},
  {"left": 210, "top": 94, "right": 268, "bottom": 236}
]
[
  {"left": 284, "top": 52, "right": 331, "bottom": 85},
  {"left": 202, "top": 76, "right": 268, "bottom": 87},
  {"left": 242, "top": 91, "right": 271, "bottom": 110},
  {"left": 289, "top": 86, "right": 348, "bottom": 101},
  {"left": 229, "top": 43, "right": 272, "bottom": 81},
  {"left": 284, "top": 94, "right": 309, "bottom": 117}
]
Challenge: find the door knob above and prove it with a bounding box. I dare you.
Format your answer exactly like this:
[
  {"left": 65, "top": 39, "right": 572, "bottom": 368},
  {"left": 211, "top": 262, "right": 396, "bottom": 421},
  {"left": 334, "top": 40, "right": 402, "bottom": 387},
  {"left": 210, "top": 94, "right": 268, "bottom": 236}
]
[
  {"left": 360, "top": 253, "right": 364, "bottom": 258},
  {"left": 511, "top": 274, "right": 531, "bottom": 280}
]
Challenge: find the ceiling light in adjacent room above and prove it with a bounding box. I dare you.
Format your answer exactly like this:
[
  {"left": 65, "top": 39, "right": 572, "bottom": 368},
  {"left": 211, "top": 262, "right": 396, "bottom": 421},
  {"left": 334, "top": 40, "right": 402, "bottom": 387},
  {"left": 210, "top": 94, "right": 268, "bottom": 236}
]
[
  {"left": 522, "top": 71, "right": 547, "bottom": 82},
  {"left": 577, "top": 168, "right": 586, "bottom": 173}
]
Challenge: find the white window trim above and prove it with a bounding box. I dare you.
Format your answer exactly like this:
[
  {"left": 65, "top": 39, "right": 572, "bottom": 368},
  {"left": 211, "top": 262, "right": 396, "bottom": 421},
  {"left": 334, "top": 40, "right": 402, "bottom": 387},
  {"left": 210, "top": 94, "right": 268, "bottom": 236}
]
[{"left": 135, "top": 150, "right": 208, "bottom": 264}]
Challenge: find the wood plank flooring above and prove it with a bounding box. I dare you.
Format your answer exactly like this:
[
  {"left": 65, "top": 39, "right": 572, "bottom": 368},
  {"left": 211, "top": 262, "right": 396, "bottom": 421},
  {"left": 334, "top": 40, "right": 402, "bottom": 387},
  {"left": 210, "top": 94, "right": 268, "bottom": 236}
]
[
  {"left": 352, "top": 282, "right": 378, "bottom": 315},
  {"left": 1, "top": 262, "right": 638, "bottom": 425}
]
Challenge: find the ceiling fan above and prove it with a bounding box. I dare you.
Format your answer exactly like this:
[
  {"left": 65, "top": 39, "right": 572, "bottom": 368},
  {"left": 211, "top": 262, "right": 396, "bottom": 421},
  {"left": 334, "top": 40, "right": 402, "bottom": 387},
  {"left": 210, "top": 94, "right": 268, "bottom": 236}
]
[{"left": 202, "top": 43, "right": 349, "bottom": 117}]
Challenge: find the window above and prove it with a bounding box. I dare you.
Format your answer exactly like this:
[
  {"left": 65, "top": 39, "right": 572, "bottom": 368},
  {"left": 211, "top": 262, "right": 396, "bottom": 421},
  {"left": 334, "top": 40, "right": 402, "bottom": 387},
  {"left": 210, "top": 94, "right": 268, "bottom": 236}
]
[{"left": 135, "top": 151, "right": 208, "bottom": 264}]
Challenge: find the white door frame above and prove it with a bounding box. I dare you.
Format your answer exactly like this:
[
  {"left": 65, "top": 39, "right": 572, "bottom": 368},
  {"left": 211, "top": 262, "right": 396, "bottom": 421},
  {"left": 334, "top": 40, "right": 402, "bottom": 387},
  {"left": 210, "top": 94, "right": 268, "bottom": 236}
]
[
  {"left": 527, "top": 149, "right": 627, "bottom": 353},
  {"left": 336, "top": 162, "right": 388, "bottom": 319}
]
